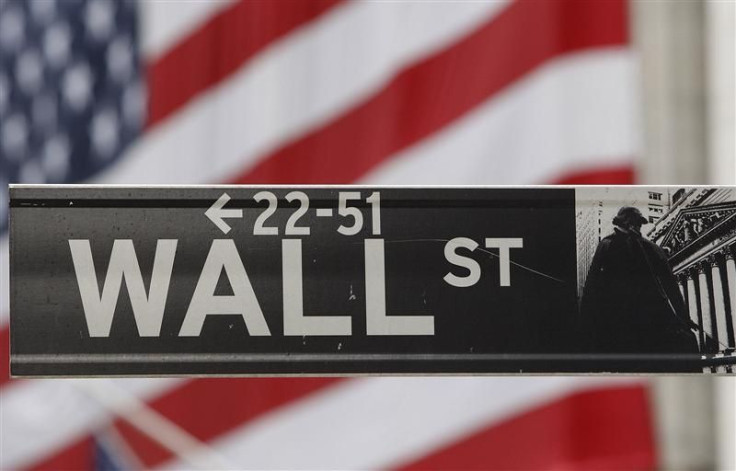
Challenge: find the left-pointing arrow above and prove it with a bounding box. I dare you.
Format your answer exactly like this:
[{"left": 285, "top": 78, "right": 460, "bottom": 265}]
[{"left": 205, "top": 192, "right": 243, "bottom": 234}]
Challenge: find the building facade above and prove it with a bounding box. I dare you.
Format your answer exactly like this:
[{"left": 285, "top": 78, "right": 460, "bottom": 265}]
[{"left": 648, "top": 188, "right": 736, "bottom": 370}]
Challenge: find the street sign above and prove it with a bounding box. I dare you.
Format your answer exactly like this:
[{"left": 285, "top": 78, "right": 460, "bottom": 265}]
[{"left": 9, "top": 185, "right": 736, "bottom": 375}]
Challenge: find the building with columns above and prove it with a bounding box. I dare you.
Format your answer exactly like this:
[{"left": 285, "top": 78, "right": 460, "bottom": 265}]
[{"left": 648, "top": 188, "right": 736, "bottom": 369}]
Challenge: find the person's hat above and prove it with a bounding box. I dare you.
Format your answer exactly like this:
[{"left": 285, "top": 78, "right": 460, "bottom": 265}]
[{"left": 613, "top": 206, "right": 648, "bottom": 226}]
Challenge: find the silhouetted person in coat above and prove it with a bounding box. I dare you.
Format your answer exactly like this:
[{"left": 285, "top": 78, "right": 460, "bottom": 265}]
[{"left": 580, "top": 207, "right": 698, "bottom": 355}]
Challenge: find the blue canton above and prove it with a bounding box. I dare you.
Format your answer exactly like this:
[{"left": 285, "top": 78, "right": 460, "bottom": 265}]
[{"left": 0, "top": 0, "right": 145, "bottom": 230}]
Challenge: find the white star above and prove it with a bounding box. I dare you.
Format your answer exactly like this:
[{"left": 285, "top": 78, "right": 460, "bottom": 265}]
[
  {"left": 32, "top": 93, "right": 57, "bottom": 130},
  {"left": 62, "top": 61, "right": 93, "bottom": 112},
  {"left": 42, "top": 135, "right": 71, "bottom": 182},
  {"left": 16, "top": 49, "right": 45, "bottom": 94},
  {"left": 44, "top": 22, "right": 72, "bottom": 68},
  {"left": 107, "top": 35, "right": 134, "bottom": 81},
  {"left": 29, "top": 0, "right": 56, "bottom": 24},
  {"left": 91, "top": 108, "right": 120, "bottom": 158},
  {"left": 122, "top": 81, "right": 146, "bottom": 127},
  {"left": 19, "top": 159, "right": 46, "bottom": 184},
  {"left": 85, "top": 0, "right": 115, "bottom": 42},
  {"left": 0, "top": 72, "right": 8, "bottom": 116},
  {"left": 1, "top": 114, "right": 29, "bottom": 161},
  {"left": 0, "top": 7, "right": 25, "bottom": 52}
]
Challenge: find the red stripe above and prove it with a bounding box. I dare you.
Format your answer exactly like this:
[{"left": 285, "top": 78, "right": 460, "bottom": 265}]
[
  {"left": 553, "top": 165, "right": 636, "bottom": 184},
  {"left": 395, "top": 385, "right": 656, "bottom": 471},
  {"left": 26, "top": 437, "right": 94, "bottom": 471},
  {"left": 0, "top": 327, "right": 10, "bottom": 386},
  {"left": 146, "top": 0, "right": 343, "bottom": 128},
  {"left": 232, "top": 0, "right": 628, "bottom": 184}
]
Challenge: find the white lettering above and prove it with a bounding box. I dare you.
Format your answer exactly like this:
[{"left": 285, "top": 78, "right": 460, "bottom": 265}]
[
  {"left": 443, "top": 237, "right": 481, "bottom": 287},
  {"left": 69, "top": 239, "right": 177, "bottom": 337},
  {"left": 365, "top": 239, "right": 434, "bottom": 335},
  {"left": 282, "top": 239, "right": 351, "bottom": 335},
  {"left": 485, "top": 238, "right": 524, "bottom": 286},
  {"left": 179, "top": 239, "right": 270, "bottom": 336}
]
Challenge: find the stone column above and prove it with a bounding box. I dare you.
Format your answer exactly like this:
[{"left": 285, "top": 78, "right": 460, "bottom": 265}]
[
  {"left": 709, "top": 256, "right": 728, "bottom": 350},
  {"left": 678, "top": 274, "right": 687, "bottom": 298},
  {"left": 698, "top": 263, "right": 715, "bottom": 350},
  {"left": 725, "top": 250, "right": 736, "bottom": 345},
  {"left": 633, "top": 2, "right": 722, "bottom": 468},
  {"left": 686, "top": 271, "right": 701, "bottom": 349}
]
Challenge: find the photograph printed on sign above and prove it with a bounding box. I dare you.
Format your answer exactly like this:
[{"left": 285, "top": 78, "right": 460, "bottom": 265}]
[{"left": 575, "top": 187, "right": 736, "bottom": 372}]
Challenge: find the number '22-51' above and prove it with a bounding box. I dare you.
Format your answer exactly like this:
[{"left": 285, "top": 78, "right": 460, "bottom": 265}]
[{"left": 252, "top": 191, "right": 381, "bottom": 236}]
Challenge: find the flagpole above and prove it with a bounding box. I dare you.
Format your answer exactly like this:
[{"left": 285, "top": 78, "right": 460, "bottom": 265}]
[
  {"left": 706, "top": 1, "right": 736, "bottom": 469},
  {"left": 75, "top": 380, "right": 235, "bottom": 470}
]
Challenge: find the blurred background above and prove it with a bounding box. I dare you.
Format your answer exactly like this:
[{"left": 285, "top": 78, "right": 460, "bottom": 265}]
[{"left": 0, "top": 0, "right": 734, "bottom": 469}]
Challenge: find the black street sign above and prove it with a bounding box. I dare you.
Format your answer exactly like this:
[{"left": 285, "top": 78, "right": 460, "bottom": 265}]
[{"left": 9, "top": 185, "right": 736, "bottom": 375}]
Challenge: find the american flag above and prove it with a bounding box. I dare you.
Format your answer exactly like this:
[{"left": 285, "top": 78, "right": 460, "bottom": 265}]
[{"left": 1, "top": 0, "right": 654, "bottom": 469}]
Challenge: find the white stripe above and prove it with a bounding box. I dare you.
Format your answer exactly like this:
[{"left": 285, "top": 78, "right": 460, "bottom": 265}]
[
  {"left": 140, "top": 0, "right": 236, "bottom": 60},
  {"left": 158, "top": 377, "right": 642, "bottom": 470},
  {"left": 360, "top": 49, "right": 640, "bottom": 185},
  {"left": 96, "top": 0, "right": 511, "bottom": 184},
  {"left": 0, "top": 378, "right": 184, "bottom": 469}
]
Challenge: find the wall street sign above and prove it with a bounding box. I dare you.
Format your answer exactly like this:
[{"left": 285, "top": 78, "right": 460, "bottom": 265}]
[{"left": 9, "top": 185, "right": 736, "bottom": 375}]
